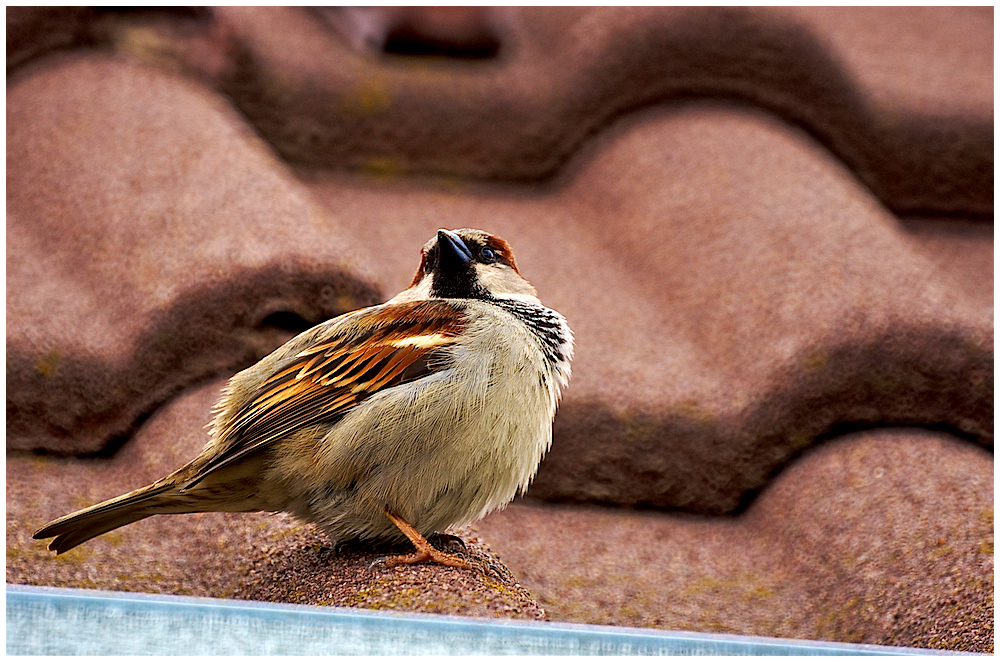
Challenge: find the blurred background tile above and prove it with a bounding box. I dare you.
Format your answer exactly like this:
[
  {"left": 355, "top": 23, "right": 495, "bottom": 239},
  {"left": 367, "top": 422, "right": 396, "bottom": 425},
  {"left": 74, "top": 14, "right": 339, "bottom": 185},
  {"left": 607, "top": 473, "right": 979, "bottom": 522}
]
[{"left": 6, "top": 6, "right": 992, "bottom": 653}]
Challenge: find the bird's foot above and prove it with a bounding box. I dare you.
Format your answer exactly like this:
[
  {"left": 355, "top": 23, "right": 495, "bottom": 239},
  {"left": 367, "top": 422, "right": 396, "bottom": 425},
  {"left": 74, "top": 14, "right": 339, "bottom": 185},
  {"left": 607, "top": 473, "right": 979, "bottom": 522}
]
[
  {"left": 383, "top": 545, "right": 470, "bottom": 569},
  {"left": 381, "top": 509, "right": 471, "bottom": 570},
  {"left": 427, "top": 532, "right": 467, "bottom": 550}
]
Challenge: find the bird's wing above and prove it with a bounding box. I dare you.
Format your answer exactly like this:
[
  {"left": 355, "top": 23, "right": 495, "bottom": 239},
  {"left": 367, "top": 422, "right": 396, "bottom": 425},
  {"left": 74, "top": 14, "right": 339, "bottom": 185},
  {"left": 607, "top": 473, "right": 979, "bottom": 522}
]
[{"left": 183, "top": 299, "right": 467, "bottom": 488}]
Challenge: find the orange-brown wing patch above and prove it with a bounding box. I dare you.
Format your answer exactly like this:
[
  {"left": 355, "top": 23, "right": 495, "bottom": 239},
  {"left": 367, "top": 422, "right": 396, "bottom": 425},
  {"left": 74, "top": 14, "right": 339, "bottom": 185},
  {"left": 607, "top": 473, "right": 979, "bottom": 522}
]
[{"left": 184, "top": 300, "right": 466, "bottom": 488}]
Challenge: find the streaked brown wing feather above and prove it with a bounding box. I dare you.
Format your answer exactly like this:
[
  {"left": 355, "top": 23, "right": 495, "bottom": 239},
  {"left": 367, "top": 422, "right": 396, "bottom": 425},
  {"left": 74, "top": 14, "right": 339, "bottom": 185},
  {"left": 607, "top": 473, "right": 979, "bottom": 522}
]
[{"left": 184, "top": 300, "right": 466, "bottom": 488}]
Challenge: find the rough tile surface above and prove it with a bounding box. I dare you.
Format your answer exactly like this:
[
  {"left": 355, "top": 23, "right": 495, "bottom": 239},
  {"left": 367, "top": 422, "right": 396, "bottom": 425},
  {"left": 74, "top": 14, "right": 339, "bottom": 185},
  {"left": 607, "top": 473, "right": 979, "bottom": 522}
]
[
  {"left": 6, "top": 6, "right": 993, "bottom": 653},
  {"left": 478, "top": 430, "right": 993, "bottom": 652}
]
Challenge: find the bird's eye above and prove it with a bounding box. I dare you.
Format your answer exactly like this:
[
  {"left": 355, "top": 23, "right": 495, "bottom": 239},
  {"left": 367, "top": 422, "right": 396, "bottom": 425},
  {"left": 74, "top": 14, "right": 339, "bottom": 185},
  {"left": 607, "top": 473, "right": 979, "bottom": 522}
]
[{"left": 480, "top": 247, "right": 497, "bottom": 263}]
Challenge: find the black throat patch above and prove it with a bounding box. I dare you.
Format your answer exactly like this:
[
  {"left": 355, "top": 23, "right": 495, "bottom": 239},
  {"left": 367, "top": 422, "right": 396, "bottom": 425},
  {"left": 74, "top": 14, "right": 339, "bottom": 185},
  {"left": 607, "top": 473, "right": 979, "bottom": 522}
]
[{"left": 429, "top": 253, "right": 491, "bottom": 300}]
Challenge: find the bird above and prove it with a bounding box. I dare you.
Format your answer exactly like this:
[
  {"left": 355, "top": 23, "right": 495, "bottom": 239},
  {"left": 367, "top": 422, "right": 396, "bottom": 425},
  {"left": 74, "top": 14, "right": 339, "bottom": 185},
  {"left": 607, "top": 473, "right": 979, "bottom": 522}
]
[{"left": 33, "top": 229, "right": 574, "bottom": 569}]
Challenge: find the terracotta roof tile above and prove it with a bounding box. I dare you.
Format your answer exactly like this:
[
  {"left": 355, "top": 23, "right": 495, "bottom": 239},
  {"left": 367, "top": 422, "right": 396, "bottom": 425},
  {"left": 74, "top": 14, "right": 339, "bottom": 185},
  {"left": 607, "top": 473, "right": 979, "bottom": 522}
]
[
  {"left": 6, "top": 6, "right": 992, "bottom": 652},
  {"left": 7, "top": 56, "right": 381, "bottom": 454},
  {"left": 479, "top": 429, "right": 993, "bottom": 651}
]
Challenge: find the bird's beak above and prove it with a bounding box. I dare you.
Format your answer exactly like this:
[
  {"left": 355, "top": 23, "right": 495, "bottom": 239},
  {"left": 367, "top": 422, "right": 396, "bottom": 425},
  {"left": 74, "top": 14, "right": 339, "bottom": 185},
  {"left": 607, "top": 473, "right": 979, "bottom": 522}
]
[{"left": 436, "top": 229, "right": 473, "bottom": 273}]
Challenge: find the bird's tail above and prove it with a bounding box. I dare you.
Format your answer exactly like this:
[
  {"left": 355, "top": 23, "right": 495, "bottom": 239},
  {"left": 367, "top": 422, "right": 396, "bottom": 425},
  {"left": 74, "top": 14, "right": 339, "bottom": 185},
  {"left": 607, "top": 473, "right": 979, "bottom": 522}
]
[{"left": 32, "top": 481, "right": 179, "bottom": 554}]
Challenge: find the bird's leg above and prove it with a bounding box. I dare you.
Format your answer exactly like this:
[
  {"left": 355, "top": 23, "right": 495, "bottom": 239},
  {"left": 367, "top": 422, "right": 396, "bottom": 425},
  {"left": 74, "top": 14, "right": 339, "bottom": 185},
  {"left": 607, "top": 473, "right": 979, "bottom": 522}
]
[{"left": 382, "top": 509, "right": 471, "bottom": 569}]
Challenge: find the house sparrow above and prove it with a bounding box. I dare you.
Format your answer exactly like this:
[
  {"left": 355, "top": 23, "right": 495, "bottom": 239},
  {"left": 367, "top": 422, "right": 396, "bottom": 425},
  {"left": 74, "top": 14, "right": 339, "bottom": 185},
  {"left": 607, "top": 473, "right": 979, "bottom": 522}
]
[{"left": 34, "top": 229, "right": 573, "bottom": 569}]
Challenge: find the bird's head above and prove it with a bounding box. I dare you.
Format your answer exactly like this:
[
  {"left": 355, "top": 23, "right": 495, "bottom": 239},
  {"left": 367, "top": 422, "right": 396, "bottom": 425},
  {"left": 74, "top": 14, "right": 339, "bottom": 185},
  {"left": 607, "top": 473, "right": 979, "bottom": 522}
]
[{"left": 392, "top": 229, "right": 538, "bottom": 303}]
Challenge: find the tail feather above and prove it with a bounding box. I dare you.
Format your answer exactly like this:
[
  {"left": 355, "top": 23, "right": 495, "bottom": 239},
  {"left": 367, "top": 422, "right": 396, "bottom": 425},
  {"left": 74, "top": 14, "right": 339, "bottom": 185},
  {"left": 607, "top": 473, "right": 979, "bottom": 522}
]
[
  {"left": 33, "top": 453, "right": 273, "bottom": 554},
  {"left": 33, "top": 483, "right": 174, "bottom": 554}
]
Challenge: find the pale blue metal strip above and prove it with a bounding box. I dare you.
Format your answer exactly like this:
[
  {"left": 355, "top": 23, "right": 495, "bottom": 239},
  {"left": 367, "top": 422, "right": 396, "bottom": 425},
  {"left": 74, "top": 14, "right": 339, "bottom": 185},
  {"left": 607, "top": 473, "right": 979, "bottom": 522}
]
[{"left": 6, "top": 584, "right": 963, "bottom": 656}]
